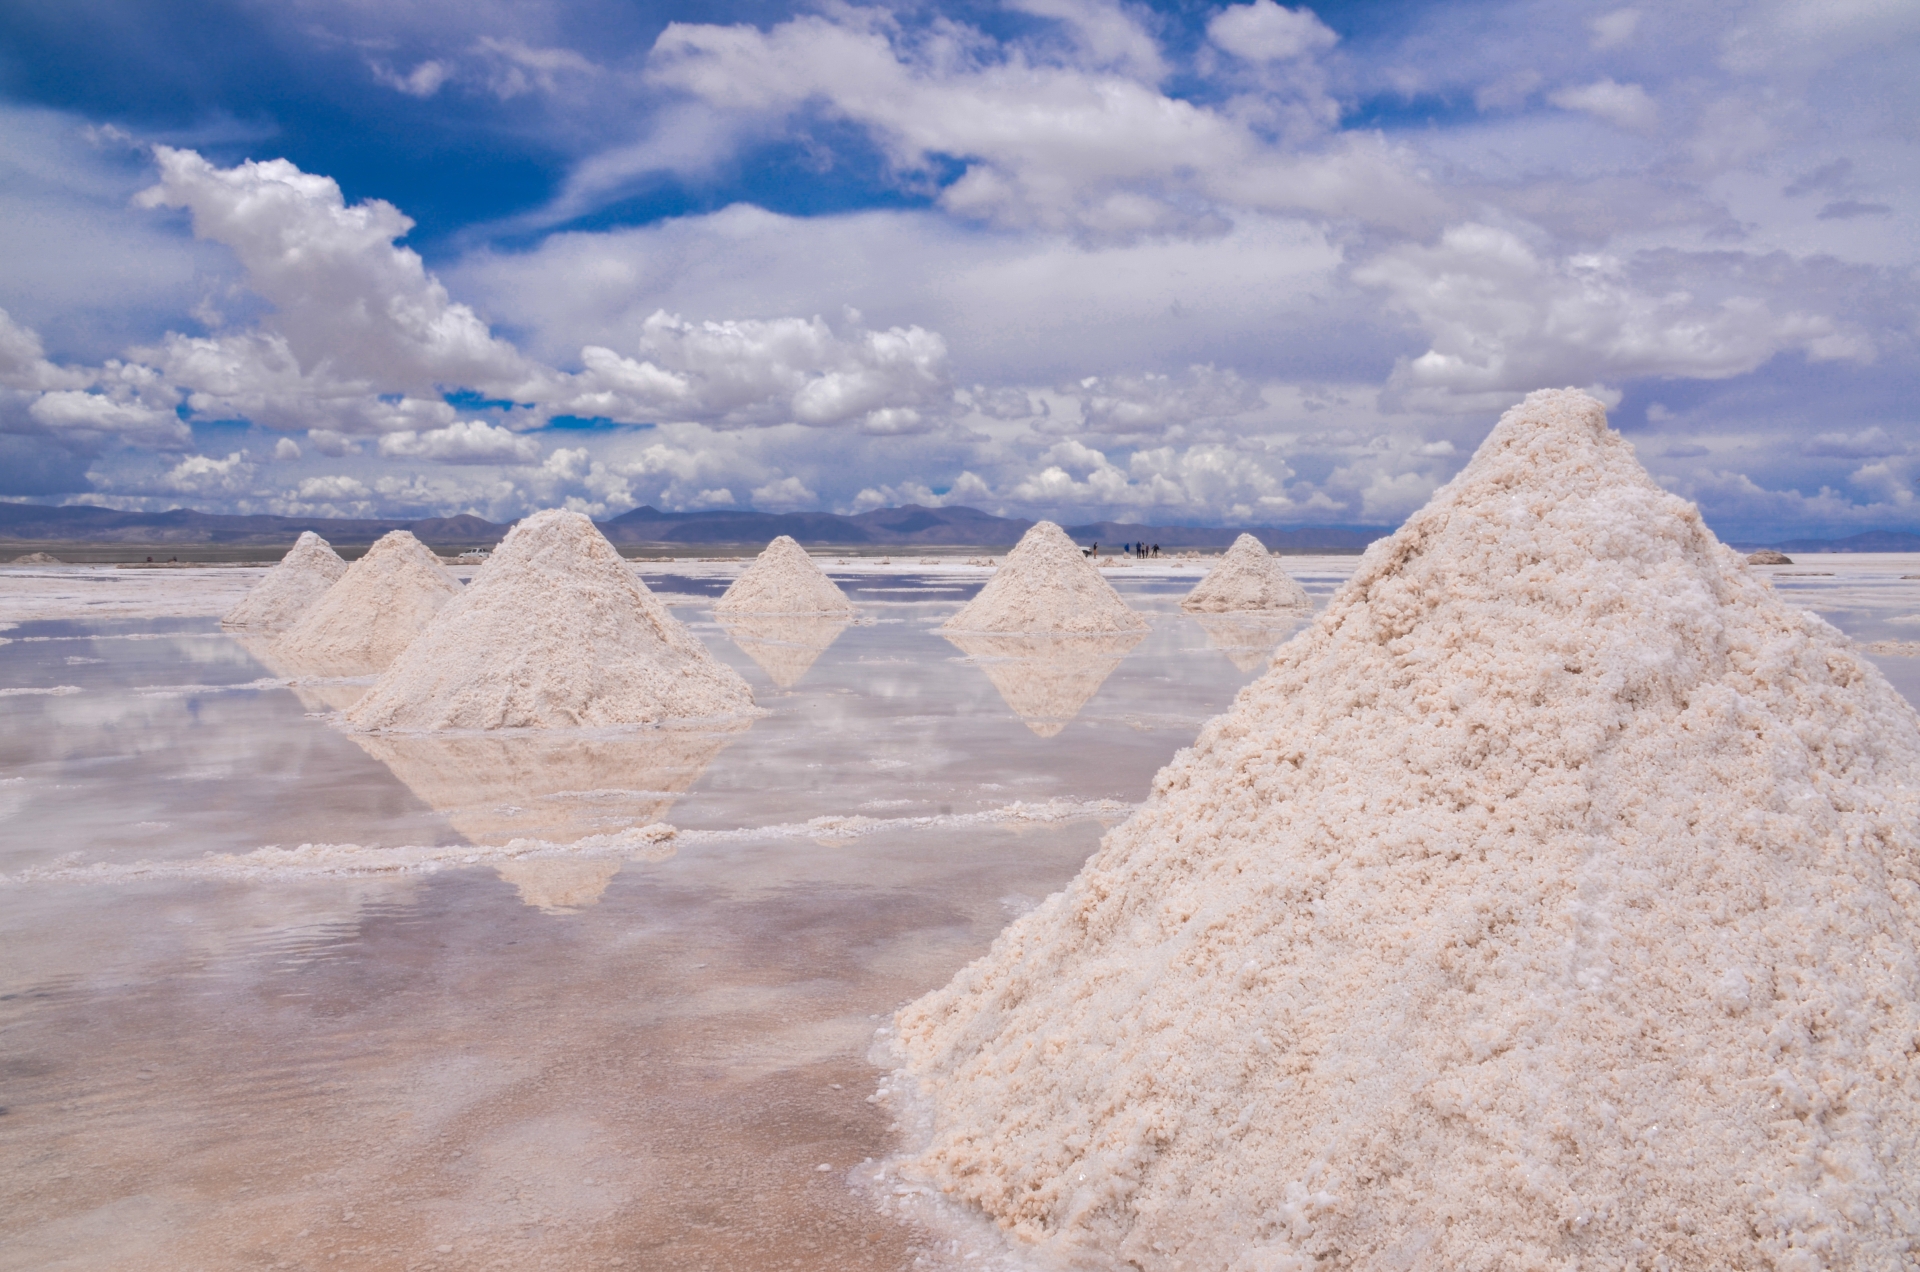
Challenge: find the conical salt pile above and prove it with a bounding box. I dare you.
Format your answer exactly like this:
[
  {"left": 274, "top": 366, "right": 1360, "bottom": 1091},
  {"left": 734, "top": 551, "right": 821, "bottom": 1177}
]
[
  {"left": 714, "top": 535, "right": 854, "bottom": 616},
  {"left": 890, "top": 389, "right": 1920, "bottom": 1269},
  {"left": 222, "top": 531, "right": 348, "bottom": 630},
  {"left": 943, "top": 521, "right": 1145, "bottom": 634},
  {"left": 271, "top": 530, "right": 459, "bottom": 677},
  {"left": 1180, "top": 532, "right": 1310, "bottom": 614},
  {"left": 346, "top": 509, "right": 753, "bottom": 730}
]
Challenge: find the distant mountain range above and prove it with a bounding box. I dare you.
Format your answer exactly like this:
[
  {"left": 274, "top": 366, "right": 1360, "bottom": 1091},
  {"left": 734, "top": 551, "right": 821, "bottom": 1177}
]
[
  {"left": 1736, "top": 530, "right": 1920, "bottom": 553},
  {"left": 0, "top": 501, "right": 1391, "bottom": 553}
]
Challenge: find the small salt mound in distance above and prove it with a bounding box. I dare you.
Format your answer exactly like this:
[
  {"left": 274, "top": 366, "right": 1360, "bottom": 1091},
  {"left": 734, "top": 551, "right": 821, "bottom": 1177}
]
[
  {"left": 221, "top": 531, "right": 348, "bottom": 630},
  {"left": 10, "top": 551, "right": 63, "bottom": 565},
  {"left": 713, "top": 535, "right": 853, "bottom": 616},
  {"left": 1179, "top": 532, "right": 1310, "bottom": 614},
  {"left": 942, "top": 521, "right": 1145, "bottom": 634},
  {"left": 346, "top": 509, "right": 753, "bottom": 730},
  {"left": 272, "top": 531, "right": 458, "bottom": 677},
  {"left": 891, "top": 388, "right": 1920, "bottom": 1270}
]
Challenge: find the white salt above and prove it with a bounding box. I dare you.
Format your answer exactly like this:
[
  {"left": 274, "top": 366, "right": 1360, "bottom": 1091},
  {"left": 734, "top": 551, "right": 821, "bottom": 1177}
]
[
  {"left": 346, "top": 509, "right": 754, "bottom": 730},
  {"left": 943, "top": 522, "right": 1145, "bottom": 635},
  {"left": 713, "top": 535, "right": 854, "bottom": 616},
  {"left": 891, "top": 389, "right": 1920, "bottom": 1269},
  {"left": 221, "top": 531, "right": 348, "bottom": 631},
  {"left": 1179, "top": 533, "right": 1310, "bottom": 614},
  {"left": 9, "top": 551, "right": 63, "bottom": 565},
  {"left": 271, "top": 530, "right": 458, "bottom": 677}
]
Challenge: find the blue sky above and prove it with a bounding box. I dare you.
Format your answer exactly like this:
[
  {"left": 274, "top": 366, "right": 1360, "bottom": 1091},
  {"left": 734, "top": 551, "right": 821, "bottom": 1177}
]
[{"left": 0, "top": 0, "right": 1914, "bottom": 537}]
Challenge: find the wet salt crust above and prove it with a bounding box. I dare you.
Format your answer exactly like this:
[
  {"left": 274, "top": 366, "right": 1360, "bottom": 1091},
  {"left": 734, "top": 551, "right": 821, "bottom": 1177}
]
[
  {"left": 891, "top": 389, "right": 1920, "bottom": 1270},
  {"left": 714, "top": 535, "right": 854, "bottom": 616},
  {"left": 220, "top": 531, "right": 347, "bottom": 631},
  {"left": 272, "top": 530, "right": 458, "bottom": 677},
  {"left": 346, "top": 509, "right": 754, "bottom": 731},
  {"left": 1181, "top": 533, "right": 1311, "bottom": 615},
  {"left": 944, "top": 522, "right": 1145, "bottom": 635}
]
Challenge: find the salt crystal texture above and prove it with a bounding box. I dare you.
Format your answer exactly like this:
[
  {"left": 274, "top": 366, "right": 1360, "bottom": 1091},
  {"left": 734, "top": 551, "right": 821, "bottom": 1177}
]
[
  {"left": 943, "top": 522, "right": 1145, "bottom": 634},
  {"left": 345, "top": 509, "right": 753, "bottom": 730},
  {"left": 714, "top": 535, "right": 854, "bottom": 616},
  {"left": 892, "top": 389, "right": 1920, "bottom": 1269},
  {"left": 272, "top": 530, "right": 457, "bottom": 676},
  {"left": 221, "top": 531, "right": 348, "bottom": 631},
  {"left": 1180, "top": 533, "right": 1310, "bottom": 614}
]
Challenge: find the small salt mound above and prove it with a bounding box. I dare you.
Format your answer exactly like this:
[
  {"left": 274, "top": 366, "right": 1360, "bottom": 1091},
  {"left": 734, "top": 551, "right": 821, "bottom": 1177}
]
[
  {"left": 10, "top": 551, "right": 63, "bottom": 565},
  {"left": 943, "top": 631, "right": 1144, "bottom": 736},
  {"left": 221, "top": 531, "right": 348, "bottom": 631},
  {"left": 892, "top": 388, "right": 1920, "bottom": 1269},
  {"left": 1179, "top": 533, "right": 1310, "bottom": 614},
  {"left": 714, "top": 535, "right": 854, "bottom": 616},
  {"left": 1748, "top": 548, "right": 1793, "bottom": 564},
  {"left": 943, "top": 522, "right": 1145, "bottom": 634},
  {"left": 272, "top": 530, "right": 459, "bottom": 677},
  {"left": 346, "top": 509, "right": 753, "bottom": 730}
]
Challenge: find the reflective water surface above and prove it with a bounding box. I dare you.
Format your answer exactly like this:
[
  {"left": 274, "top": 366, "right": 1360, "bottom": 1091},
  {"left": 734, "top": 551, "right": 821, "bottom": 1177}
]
[{"left": 3, "top": 555, "right": 1916, "bottom": 1270}]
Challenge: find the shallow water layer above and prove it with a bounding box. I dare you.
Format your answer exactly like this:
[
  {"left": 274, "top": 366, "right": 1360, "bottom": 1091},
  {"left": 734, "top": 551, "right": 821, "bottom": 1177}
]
[
  {"left": 0, "top": 565, "right": 1316, "bottom": 1271},
  {"left": 3, "top": 555, "right": 1918, "bottom": 1270}
]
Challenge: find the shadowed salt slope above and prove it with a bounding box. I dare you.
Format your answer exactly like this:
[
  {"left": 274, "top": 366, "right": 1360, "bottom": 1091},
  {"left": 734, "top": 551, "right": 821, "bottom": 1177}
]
[
  {"left": 1180, "top": 533, "right": 1311, "bottom": 614},
  {"left": 722, "top": 613, "right": 851, "bottom": 690},
  {"left": 891, "top": 389, "right": 1920, "bottom": 1269},
  {"left": 714, "top": 535, "right": 855, "bottom": 616},
  {"left": 943, "top": 522, "right": 1146, "bottom": 635},
  {"left": 346, "top": 509, "right": 753, "bottom": 730},
  {"left": 272, "top": 531, "right": 458, "bottom": 677},
  {"left": 221, "top": 531, "right": 348, "bottom": 631},
  {"left": 942, "top": 631, "right": 1146, "bottom": 737}
]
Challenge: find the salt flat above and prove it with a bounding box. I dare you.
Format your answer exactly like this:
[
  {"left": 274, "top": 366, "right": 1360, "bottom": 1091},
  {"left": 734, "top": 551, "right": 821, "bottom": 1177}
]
[{"left": 2, "top": 553, "right": 1916, "bottom": 1271}]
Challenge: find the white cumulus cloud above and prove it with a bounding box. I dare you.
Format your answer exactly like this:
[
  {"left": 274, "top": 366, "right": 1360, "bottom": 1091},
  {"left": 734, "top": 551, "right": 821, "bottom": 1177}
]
[
  {"left": 1207, "top": 1, "right": 1339, "bottom": 63},
  {"left": 377, "top": 420, "right": 544, "bottom": 464}
]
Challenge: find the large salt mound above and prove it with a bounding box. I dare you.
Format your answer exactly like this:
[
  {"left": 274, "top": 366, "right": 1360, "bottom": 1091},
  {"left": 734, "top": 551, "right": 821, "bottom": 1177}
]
[
  {"left": 943, "top": 522, "right": 1145, "bottom": 634},
  {"left": 272, "top": 530, "right": 458, "bottom": 676},
  {"left": 1180, "top": 532, "right": 1311, "bottom": 614},
  {"left": 221, "top": 531, "right": 348, "bottom": 630},
  {"left": 891, "top": 388, "right": 1920, "bottom": 1269},
  {"left": 346, "top": 509, "right": 753, "bottom": 730},
  {"left": 713, "top": 535, "right": 853, "bottom": 616}
]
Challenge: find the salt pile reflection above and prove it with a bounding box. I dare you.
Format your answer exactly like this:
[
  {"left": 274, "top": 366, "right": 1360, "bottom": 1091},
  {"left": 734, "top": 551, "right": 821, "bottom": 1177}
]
[
  {"left": 229, "top": 630, "right": 372, "bottom": 711},
  {"left": 349, "top": 724, "right": 750, "bottom": 911},
  {"left": 721, "top": 613, "right": 852, "bottom": 690},
  {"left": 941, "top": 629, "right": 1146, "bottom": 736},
  {"left": 1190, "top": 613, "right": 1308, "bottom": 672}
]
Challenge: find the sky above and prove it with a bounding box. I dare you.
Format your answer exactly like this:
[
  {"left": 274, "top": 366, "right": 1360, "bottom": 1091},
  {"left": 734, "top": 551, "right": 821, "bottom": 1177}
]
[{"left": 0, "top": 0, "right": 1914, "bottom": 539}]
